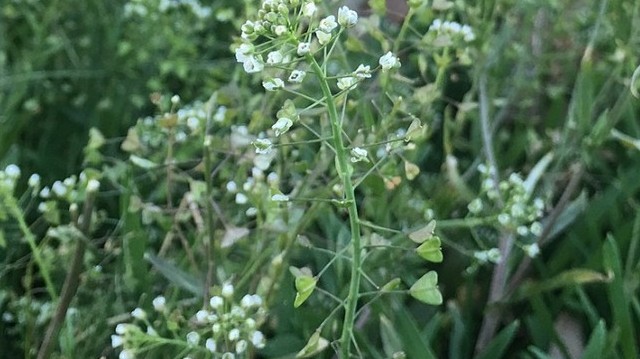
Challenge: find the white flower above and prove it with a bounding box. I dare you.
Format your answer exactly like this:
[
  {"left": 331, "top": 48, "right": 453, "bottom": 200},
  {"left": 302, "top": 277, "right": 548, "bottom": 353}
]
[
  {"left": 226, "top": 181, "right": 238, "bottom": 193},
  {"left": 186, "top": 331, "right": 200, "bottom": 345},
  {"left": 241, "top": 294, "right": 263, "bottom": 308},
  {"left": 170, "top": 95, "right": 180, "bottom": 104},
  {"left": 40, "top": 187, "right": 50, "bottom": 198},
  {"left": 228, "top": 328, "right": 240, "bottom": 341},
  {"left": 52, "top": 181, "right": 67, "bottom": 197},
  {"left": 196, "top": 309, "right": 210, "bottom": 323},
  {"left": 214, "top": 106, "right": 227, "bottom": 122},
  {"left": 297, "top": 42, "right": 310, "bottom": 56},
  {"left": 272, "top": 117, "right": 293, "bottom": 136},
  {"left": 429, "top": 19, "right": 442, "bottom": 31},
  {"left": 235, "top": 43, "right": 253, "bottom": 63},
  {"left": 379, "top": 51, "right": 400, "bottom": 71},
  {"left": 497, "top": 213, "right": 511, "bottom": 225},
  {"left": 236, "top": 340, "right": 248, "bottom": 354},
  {"left": 111, "top": 334, "right": 123, "bottom": 348},
  {"left": 221, "top": 353, "right": 235, "bottom": 359},
  {"left": 131, "top": 308, "right": 146, "bottom": 320},
  {"left": 349, "top": 147, "right": 368, "bottom": 162},
  {"left": 4, "top": 164, "right": 20, "bottom": 179},
  {"left": 115, "top": 323, "right": 133, "bottom": 335},
  {"left": 302, "top": 1, "right": 317, "bottom": 17},
  {"left": 206, "top": 338, "right": 217, "bottom": 353},
  {"left": 245, "top": 318, "right": 257, "bottom": 329},
  {"left": 235, "top": 193, "right": 248, "bottom": 205},
  {"left": 530, "top": 221, "right": 543, "bottom": 236},
  {"left": 517, "top": 225, "right": 529, "bottom": 236},
  {"left": 338, "top": 6, "right": 358, "bottom": 27},
  {"left": 461, "top": 24, "right": 475, "bottom": 42},
  {"left": 28, "top": 173, "right": 40, "bottom": 187},
  {"left": 273, "top": 24, "right": 288, "bottom": 36},
  {"left": 288, "top": 70, "right": 306, "bottom": 83},
  {"left": 486, "top": 248, "right": 502, "bottom": 263},
  {"left": 146, "top": 326, "right": 158, "bottom": 336},
  {"left": 242, "top": 55, "right": 264, "bottom": 73},
  {"left": 222, "top": 283, "right": 234, "bottom": 297},
  {"left": 86, "top": 179, "right": 100, "bottom": 193},
  {"left": 266, "top": 50, "right": 284, "bottom": 64},
  {"left": 468, "top": 198, "right": 483, "bottom": 214},
  {"left": 316, "top": 30, "right": 331, "bottom": 45},
  {"left": 318, "top": 15, "right": 337, "bottom": 32},
  {"left": 119, "top": 349, "right": 135, "bottom": 359},
  {"left": 271, "top": 193, "right": 290, "bottom": 202},
  {"left": 246, "top": 207, "right": 258, "bottom": 217},
  {"left": 251, "top": 330, "right": 266, "bottom": 348},
  {"left": 337, "top": 76, "right": 357, "bottom": 91},
  {"left": 262, "top": 78, "right": 285, "bottom": 91},
  {"left": 152, "top": 296, "right": 166, "bottom": 312},
  {"left": 253, "top": 138, "right": 273, "bottom": 154},
  {"left": 353, "top": 64, "right": 372, "bottom": 79},
  {"left": 212, "top": 323, "right": 222, "bottom": 334},
  {"left": 523, "top": 243, "right": 540, "bottom": 258}
]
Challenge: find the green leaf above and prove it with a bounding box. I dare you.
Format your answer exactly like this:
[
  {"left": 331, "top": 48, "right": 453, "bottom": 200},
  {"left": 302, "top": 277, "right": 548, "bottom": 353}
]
[
  {"left": 582, "top": 320, "right": 606, "bottom": 359},
  {"left": 409, "top": 271, "right": 442, "bottom": 305},
  {"left": 381, "top": 278, "right": 402, "bottom": 292},
  {"left": 409, "top": 220, "right": 436, "bottom": 243},
  {"left": 405, "top": 117, "right": 423, "bottom": 142},
  {"left": 476, "top": 320, "right": 520, "bottom": 359},
  {"left": 603, "top": 235, "right": 638, "bottom": 359},
  {"left": 514, "top": 268, "right": 608, "bottom": 300},
  {"left": 294, "top": 275, "right": 317, "bottom": 308},
  {"left": 416, "top": 236, "right": 443, "bottom": 263},
  {"left": 404, "top": 161, "right": 420, "bottom": 181},
  {"left": 0, "top": 230, "right": 5, "bottom": 248},
  {"left": 296, "top": 330, "right": 329, "bottom": 358},
  {"left": 145, "top": 252, "right": 202, "bottom": 296}
]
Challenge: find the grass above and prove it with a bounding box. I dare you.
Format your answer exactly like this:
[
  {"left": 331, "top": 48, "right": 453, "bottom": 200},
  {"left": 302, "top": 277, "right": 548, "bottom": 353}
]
[{"left": 1, "top": 0, "right": 640, "bottom": 358}]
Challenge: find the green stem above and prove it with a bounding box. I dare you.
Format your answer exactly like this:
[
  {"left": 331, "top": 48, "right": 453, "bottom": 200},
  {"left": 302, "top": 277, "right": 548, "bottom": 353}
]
[
  {"left": 6, "top": 197, "right": 57, "bottom": 300},
  {"left": 307, "top": 54, "right": 362, "bottom": 358},
  {"left": 202, "top": 135, "right": 219, "bottom": 301}
]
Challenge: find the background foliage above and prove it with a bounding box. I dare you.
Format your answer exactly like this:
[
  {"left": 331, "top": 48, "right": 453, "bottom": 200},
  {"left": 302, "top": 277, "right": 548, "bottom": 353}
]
[{"left": 1, "top": 0, "right": 640, "bottom": 358}]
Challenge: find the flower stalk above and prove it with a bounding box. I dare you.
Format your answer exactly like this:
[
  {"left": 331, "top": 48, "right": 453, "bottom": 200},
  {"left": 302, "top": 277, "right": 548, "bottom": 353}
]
[{"left": 307, "top": 54, "right": 362, "bottom": 358}]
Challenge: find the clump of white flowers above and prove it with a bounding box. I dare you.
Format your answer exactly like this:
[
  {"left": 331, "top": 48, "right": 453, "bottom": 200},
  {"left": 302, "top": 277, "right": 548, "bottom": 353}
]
[
  {"left": 234, "top": 0, "right": 401, "bottom": 159},
  {"left": 112, "top": 285, "right": 267, "bottom": 358},
  {"left": 469, "top": 164, "right": 546, "bottom": 261},
  {"left": 428, "top": 19, "right": 476, "bottom": 43}
]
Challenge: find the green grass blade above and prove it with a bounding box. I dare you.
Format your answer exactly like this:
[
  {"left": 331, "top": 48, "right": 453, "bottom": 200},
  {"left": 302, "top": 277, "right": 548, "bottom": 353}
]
[
  {"left": 475, "top": 320, "right": 520, "bottom": 359},
  {"left": 603, "top": 235, "right": 638, "bottom": 359}
]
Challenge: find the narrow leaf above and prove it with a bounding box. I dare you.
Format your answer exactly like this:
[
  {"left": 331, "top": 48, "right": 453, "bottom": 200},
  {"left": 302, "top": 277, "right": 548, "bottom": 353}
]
[
  {"left": 476, "top": 320, "right": 520, "bottom": 359},
  {"left": 582, "top": 320, "right": 606, "bottom": 359},
  {"left": 145, "top": 252, "right": 202, "bottom": 296}
]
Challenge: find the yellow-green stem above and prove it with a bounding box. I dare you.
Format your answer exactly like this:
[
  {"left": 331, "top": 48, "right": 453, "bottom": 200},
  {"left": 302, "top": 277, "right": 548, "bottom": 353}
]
[
  {"left": 7, "top": 198, "right": 57, "bottom": 300},
  {"left": 307, "top": 54, "right": 362, "bottom": 358}
]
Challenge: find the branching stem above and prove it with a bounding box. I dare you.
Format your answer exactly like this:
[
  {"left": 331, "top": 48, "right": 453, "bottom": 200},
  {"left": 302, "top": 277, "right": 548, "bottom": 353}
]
[{"left": 307, "top": 54, "right": 362, "bottom": 358}]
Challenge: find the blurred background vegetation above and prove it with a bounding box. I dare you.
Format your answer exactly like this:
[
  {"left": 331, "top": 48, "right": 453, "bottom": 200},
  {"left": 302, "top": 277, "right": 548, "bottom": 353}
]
[{"left": 1, "top": 0, "right": 640, "bottom": 358}]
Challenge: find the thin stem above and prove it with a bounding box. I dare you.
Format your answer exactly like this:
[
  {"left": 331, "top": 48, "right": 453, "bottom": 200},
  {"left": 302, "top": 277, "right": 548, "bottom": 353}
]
[
  {"left": 6, "top": 198, "right": 57, "bottom": 300},
  {"left": 307, "top": 54, "right": 363, "bottom": 359},
  {"left": 38, "top": 189, "right": 96, "bottom": 359}
]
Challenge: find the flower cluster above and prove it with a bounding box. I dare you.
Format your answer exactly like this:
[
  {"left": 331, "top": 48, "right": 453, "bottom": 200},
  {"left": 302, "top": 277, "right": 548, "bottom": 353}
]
[
  {"left": 112, "top": 284, "right": 267, "bottom": 359},
  {"left": 468, "top": 164, "right": 545, "bottom": 259},
  {"left": 428, "top": 19, "right": 476, "bottom": 43}
]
